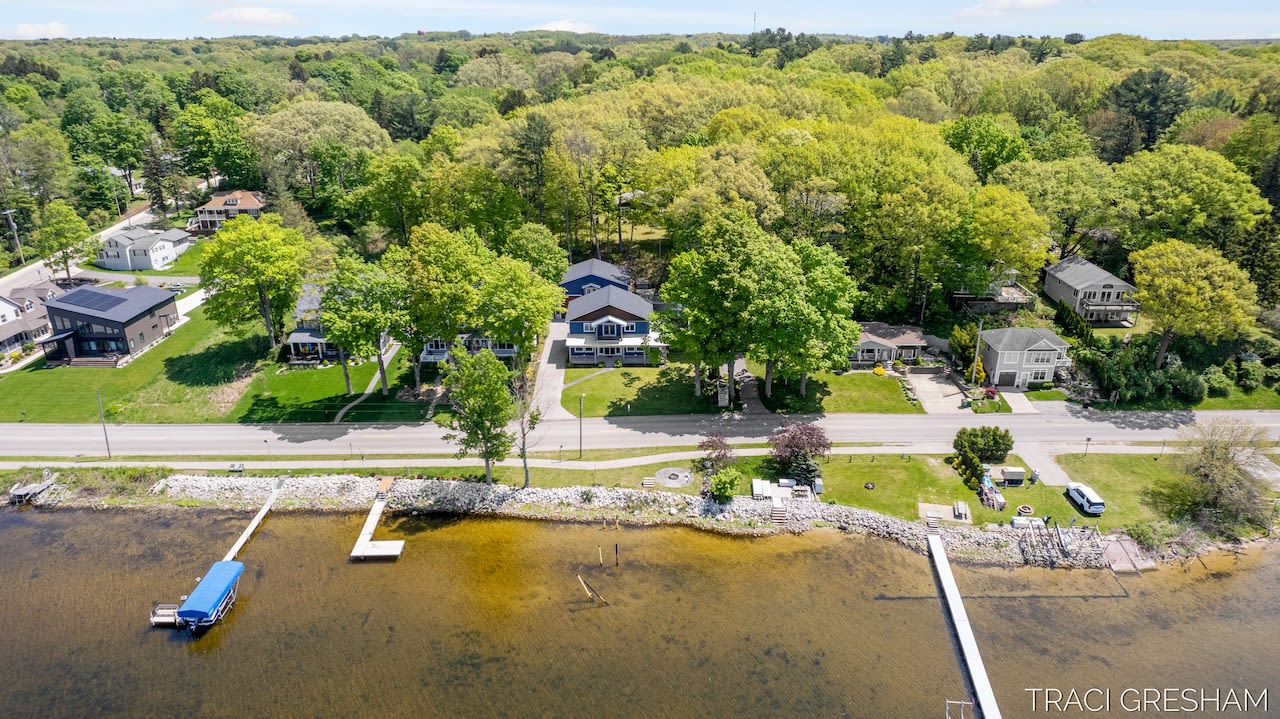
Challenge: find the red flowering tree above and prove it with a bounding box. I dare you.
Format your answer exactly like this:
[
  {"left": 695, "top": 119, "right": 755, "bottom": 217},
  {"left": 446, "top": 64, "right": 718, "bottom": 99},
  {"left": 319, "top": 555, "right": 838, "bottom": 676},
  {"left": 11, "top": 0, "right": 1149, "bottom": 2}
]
[{"left": 767, "top": 421, "right": 831, "bottom": 470}]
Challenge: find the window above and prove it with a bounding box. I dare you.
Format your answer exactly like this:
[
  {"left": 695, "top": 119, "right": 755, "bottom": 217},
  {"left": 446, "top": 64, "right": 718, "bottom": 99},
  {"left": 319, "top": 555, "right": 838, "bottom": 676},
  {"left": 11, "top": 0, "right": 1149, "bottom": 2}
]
[
  {"left": 1032, "top": 369, "right": 1048, "bottom": 382},
  {"left": 1083, "top": 291, "right": 1097, "bottom": 300},
  {"left": 582, "top": 283, "right": 600, "bottom": 294},
  {"left": 138, "top": 332, "right": 145, "bottom": 346},
  {"left": 600, "top": 347, "right": 621, "bottom": 356},
  {"left": 624, "top": 323, "right": 637, "bottom": 333},
  {"left": 129, "top": 338, "right": 135, "bottom": 349},
  {"left": 1100, "top": 291, "right": 1112, "bottom": 302},
  {"left": 1030, "top": 352, "right": 1053, "bottom": 364},
  {"left": 599, "top": 323, "right": 619, "bottom": 337}
]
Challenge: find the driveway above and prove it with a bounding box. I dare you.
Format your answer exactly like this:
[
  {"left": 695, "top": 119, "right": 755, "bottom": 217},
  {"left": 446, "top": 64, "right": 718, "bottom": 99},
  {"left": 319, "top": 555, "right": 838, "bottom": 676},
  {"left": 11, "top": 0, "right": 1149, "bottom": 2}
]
[
  {"left": 906, "top": 372, "right": 969, "bottom": 414},
  {"left": 531, "top": 321, "right": 575, "bottom": 420},
  {"left": 1002, "top": 390, "right": 1038, "bottom": 414}
]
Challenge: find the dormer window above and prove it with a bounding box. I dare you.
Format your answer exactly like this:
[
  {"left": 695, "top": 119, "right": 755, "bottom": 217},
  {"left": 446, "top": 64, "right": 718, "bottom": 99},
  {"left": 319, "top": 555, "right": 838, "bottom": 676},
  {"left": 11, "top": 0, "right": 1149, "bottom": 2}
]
[{"left": 582, "top": 283, "right": 600, "bottom": 294}]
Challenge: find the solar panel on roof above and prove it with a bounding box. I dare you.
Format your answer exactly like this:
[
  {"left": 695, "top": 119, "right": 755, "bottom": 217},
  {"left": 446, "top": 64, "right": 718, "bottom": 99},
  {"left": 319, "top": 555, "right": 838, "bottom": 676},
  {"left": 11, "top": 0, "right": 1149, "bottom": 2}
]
[{"left": 60, "top": 288, "right": 127, "bottom": 312}]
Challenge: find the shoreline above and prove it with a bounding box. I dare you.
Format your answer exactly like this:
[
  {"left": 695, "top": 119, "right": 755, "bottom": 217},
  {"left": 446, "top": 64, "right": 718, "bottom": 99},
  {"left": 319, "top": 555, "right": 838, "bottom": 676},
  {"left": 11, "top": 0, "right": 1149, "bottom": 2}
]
[{"left": 29, "top": 473, "right": 1117, "bottom": 569}]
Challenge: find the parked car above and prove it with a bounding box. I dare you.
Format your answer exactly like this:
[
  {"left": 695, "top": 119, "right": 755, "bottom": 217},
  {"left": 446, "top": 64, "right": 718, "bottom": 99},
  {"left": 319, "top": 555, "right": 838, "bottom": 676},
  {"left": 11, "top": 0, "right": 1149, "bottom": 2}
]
[{"left": 1066, "top": 482, "right": 1105, "bottom": 515}]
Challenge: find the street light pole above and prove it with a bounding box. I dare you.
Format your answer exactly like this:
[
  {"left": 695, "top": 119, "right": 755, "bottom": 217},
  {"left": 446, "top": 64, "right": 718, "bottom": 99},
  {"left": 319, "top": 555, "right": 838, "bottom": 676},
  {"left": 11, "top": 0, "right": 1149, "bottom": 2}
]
[
  {"left": 1085, "top": 437, "right": 1092, "bottom": 456},
  {"left": 579, "top": 394, "right": 584, "bottom": 459},
  {"left": 1, "top": 209, "right": 24, "bottom": 264},
  {"left": 96, "top": 389, "right": 112, "bottom": 459}
]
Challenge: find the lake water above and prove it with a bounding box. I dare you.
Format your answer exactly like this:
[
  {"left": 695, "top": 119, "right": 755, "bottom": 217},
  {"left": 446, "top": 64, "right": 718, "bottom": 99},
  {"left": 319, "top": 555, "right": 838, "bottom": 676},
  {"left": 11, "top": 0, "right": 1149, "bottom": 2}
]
[{"left": 0, "top": 509, "right": 1276, "bottom": 718}]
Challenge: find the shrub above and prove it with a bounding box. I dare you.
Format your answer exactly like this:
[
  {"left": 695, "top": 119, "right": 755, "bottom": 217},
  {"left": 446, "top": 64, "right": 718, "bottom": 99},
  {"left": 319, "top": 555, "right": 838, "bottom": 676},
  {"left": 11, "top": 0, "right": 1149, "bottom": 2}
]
[
  {"left": 1167, "top": 364, "right": 1206, "bottom": 403},
  {"left": 953, "top": 426, "right": 1014, "bottom": 462},
  {"left": 1220, "top": 359, "right": 1237, "bottom": 382},
  {"left": 21, "top": 341, "right": 35, "bottom": 353},
  {"left": 791, "top": 455, "right": 821, "bottom": 486},
  {"left": 1237, "top": 361, "right": 1265, "bottom": 391},
  {"left": 873, "top": 365, "right": 885, "bottom": 376},
  {"left": 1202, "top": 366, "right": 1232, "bottom": 397},
  {"left": 768, "top": 421, "right": 831, "bottom": 469},
  {"left": 698, "top": 433, "right": 736, "bottom": 473},
  {"left": 710, "top": 466, "right": 745, "bottom": 502},
  {"left": 1265, "top": 364, "right": 1280, "bottom": 386}
]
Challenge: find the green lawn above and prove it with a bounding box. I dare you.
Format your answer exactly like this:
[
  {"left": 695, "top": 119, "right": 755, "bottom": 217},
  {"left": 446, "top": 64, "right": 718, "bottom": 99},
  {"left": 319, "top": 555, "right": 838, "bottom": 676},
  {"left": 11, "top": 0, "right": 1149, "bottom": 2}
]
[
  {"left": 1114, "top": 384, "right": 1280, "bottom": 411},
  {"left": 227, "top": 358, "right": 380, "bottom": 423},
  {"left": 0, "top": 308, "right": 390, "bottom": 424},
  {"left": 971, "top": 392, "right": 1012, "bottom": 413},
  {"left": 0, "top": 308, "right": 264, "bottom": 423},
  {"left": 1025, "top": 389, "right": 1069, "bottom": 401},
  {"left": 339, "top": 351, "right": 439, "bottom": 424},
  {"left": 91, "top": 239, "right": 207, "bottom": 277},
  {"left": 1093, "top": 315, "right": 1153, "bottom": 339},
  {"left": 752, "top": 366, "right": 924, "bottom": 414},
  {"left": 562, "top": 364, "right": 716, "bottom": 417},
  {"left": 1055, "top": 453, "right": 1178, "bottom": 530}
]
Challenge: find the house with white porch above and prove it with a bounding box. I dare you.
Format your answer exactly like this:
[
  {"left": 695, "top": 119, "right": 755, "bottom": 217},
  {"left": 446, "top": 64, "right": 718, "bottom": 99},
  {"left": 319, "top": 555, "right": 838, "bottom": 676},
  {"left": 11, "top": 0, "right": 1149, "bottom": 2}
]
[
  {"left": 1045, "top": 255, "right": 1139, "bottom": 326},
  {"left": 851, "top": 322, "right": 928, "bottom": 367},
  {"left": 565, "top": 285, "right": 663, "bottom": 366},
  {"left": 96, "top": 228, "right": 192, "bottom": 272}
]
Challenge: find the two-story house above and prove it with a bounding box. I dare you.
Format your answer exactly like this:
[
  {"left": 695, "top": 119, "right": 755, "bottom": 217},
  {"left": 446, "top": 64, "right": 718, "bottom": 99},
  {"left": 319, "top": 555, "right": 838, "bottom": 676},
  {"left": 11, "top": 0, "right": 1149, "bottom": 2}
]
[
  {"left": 565, "top": 285, "right": 664, "bottom": 366},
  {"left": 193, "top": 190, "right": 266, "bottom": 233},
  {"left": 851, "top": 322, "right": 929, "bottom": 367},
  {"left": 0, "top": 281, "right": 62, "bottom": 355},
  {"left": 97, "top": 228, "right": 192, "bottom": 272},
  {"left": 286, "top": 285, "right": 339, "bottom": 363},
  {"left": 978, "top": 327, "right": 1071, "bottom": 389},
  {"left": 419, "top": 334, "right": 520, "bottom": 366},
  {"left": 560, "top": 258, "right": 630, "bottom": 305},
  {"left": 1045, "top": 256, "right": 1139, "bottom": 326},
  {"left": 40, "top": 285, "right": 179, "bottom": 367}
]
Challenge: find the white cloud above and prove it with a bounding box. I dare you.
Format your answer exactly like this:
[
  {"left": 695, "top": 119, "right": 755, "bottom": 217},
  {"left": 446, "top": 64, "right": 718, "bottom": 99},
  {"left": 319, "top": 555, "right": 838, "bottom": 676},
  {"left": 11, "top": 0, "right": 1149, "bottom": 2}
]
[
  {"left": 10, "top": 22, "right": 69, "bottom": 39},
  {"left": 205, "top": 7, "right": 300, "bottom": 25},
  {"left": 535, "top": 19, "right": 595, "bottom": 33},
  {"left": 956, "top": 0, "right": 1064, "bottom": 19}
]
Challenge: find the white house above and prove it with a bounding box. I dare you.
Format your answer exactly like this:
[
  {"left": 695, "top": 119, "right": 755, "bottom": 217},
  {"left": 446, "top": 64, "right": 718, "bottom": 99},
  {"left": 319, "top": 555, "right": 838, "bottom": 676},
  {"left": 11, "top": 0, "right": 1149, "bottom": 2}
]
[
  {"left": 1045, "top": 255, "right": 1139, "bottom": 326},
  {"left": 1, "top": 281, "right": 63, "bottom": 356},
  {"left": 978, "top": 327, "right": 1071, "bottom": 388},
  {"left": 97, "top": 228, "right": 192, "bottom": 272}
]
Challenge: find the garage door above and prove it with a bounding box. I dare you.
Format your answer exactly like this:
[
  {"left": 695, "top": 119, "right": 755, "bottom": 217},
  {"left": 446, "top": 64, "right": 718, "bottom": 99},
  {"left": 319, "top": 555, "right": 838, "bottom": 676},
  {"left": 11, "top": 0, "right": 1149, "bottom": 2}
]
[{"left": 998, "top": 372, "right": 1017, "bottom": 387}]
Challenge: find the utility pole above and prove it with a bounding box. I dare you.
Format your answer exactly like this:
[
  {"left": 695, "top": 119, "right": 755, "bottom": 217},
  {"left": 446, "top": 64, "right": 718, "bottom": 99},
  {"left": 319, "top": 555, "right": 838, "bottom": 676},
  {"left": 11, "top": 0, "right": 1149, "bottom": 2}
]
[
  {"left": 1, "top": 209, "right": 24, "bottom": 264},
  {"left": 969, "top": 315, "right": 985, "bottom": 386},
  {"left": 578, "top": 394, "right": 584, "bottom": 459},
  {"left": 97, "top": 389, "right": 112, "bottom": 459}
]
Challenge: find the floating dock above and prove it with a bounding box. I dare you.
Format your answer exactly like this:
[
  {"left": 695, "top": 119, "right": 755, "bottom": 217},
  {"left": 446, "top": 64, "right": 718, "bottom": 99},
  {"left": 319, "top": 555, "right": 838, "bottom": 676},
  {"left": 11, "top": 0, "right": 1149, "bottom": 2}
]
[
  {"left": 350, "top": 477, "right": 404, "bottom": 560},
  {"left": 150, "top": 479, "right": 282, "bottom": 633},
  {"left": 928, "top": 531, "right": 1002, "bottom": 719}
]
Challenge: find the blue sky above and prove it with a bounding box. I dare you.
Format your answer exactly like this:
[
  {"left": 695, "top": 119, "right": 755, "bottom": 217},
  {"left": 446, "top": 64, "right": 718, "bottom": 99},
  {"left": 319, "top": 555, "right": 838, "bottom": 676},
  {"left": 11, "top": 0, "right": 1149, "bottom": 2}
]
[{"left": 3, "top": 0, "right": 1277, "bottom": 41}]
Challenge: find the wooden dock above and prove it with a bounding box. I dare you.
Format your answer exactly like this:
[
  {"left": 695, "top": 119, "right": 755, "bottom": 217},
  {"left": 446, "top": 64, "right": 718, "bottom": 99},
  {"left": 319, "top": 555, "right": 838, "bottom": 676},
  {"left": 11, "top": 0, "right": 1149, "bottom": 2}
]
[
  {"left": 350, "top": 478, "right": 404, "bottom": 560},
  {"left": 222, "top": 479, "right": 283, "bottom": 562},
  {"left": 927, "top": 531, "right": 1002, "bottom": 719}
]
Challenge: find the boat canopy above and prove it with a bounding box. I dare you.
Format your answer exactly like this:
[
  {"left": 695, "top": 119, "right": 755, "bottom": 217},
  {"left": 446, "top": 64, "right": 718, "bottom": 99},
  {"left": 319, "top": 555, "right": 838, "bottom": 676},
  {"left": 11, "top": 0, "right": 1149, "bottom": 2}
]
[{"left": 177, "top": 561, "right": 245, "bottom": 623}]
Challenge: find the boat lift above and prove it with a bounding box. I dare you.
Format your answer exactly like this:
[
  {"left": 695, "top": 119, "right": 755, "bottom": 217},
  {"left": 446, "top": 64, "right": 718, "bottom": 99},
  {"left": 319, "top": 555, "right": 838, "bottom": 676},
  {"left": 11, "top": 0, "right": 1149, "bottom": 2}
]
[{"left": 151, "top": 479, "right": 282, "bottom": 634}]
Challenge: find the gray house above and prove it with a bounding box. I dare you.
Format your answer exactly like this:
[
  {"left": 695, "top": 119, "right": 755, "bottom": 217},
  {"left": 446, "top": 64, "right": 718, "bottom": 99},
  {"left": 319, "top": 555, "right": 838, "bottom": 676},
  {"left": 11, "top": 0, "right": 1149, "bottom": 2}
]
[
  {"left": 1045, "top": 256, "right": 1139, "bottom": 326},
  {"left": 978, "top": 327, "right": 1071, "bottom": 388},
  {"left": 97, "top": 228, "right": 192, "bottom": 272},
  {"left": 851, "top": 322, "right": 928, "bottom": 366}
]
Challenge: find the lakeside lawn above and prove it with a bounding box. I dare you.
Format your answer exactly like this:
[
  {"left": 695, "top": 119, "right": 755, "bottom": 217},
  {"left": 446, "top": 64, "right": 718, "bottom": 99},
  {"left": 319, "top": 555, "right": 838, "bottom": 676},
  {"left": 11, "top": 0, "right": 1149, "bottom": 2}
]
[
  {"left": 561, "top": 364, "right": 716, "bottom": 417},
  {"left": 752, "top": 365, "right": 924, "bottom": 414},
  {"left": 339, "top": 352, "right": 441, "bottom": 424},
  {"left": 1055, "top": 453, "right": 1177, "bottom": 530},
  {"left": 0, "top": 308, "right": 387, "bottom": 424}
]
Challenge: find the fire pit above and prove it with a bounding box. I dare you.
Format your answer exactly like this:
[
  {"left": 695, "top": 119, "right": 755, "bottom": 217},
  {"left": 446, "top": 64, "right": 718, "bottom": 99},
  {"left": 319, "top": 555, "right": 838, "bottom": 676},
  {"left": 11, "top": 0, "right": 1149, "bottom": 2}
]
[{"left": 655, "top": 467, "right": 693, "bottom": 488}]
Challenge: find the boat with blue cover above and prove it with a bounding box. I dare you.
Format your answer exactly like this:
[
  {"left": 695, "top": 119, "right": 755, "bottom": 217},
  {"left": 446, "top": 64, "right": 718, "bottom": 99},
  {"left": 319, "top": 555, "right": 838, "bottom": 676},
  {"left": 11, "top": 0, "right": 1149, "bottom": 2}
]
[{"left": 152, "top": 560, "right": 244, "bottom": 633}]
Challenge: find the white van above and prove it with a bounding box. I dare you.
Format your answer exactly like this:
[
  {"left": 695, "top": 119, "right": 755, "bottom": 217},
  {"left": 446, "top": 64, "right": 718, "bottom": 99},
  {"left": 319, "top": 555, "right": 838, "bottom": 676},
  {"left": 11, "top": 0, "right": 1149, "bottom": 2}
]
[{"left": 1066, "top": 482, "right": 1105, "bottom": 515}]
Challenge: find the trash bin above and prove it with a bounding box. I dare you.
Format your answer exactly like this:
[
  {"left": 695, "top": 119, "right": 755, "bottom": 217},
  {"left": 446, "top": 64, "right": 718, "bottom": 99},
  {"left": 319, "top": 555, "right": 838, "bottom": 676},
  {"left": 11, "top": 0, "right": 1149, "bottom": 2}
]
[
  {"left": 1030, "top": 469, "right": 1040, "bottom": 484},
  {"left": 960, "top": 398, "right": 972, "bottom": 408},
  {"left": 813, "top": 477, "right": 824, "bottom": 494}
]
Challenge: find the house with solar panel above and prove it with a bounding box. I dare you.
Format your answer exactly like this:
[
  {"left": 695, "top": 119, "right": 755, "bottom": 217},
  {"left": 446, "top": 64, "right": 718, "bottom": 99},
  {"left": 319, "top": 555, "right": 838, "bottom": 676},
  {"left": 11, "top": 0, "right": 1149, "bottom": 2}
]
[{"left": 39, "top": 285, "right": 180, "bottom": 367}]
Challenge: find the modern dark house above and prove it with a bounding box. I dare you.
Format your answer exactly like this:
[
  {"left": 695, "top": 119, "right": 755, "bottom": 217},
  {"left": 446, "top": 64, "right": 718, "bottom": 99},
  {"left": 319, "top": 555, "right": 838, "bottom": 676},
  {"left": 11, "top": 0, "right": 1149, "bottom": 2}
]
[{"left": 40, "top": 285, "right": 179, "bottom": 367}]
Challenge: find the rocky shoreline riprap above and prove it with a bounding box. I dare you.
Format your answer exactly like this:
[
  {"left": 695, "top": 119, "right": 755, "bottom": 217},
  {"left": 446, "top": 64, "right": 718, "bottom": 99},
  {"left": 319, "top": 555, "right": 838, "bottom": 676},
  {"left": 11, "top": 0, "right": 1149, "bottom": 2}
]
[{"left": 118, "top": 473, "right": 1115, "bottom": 568}]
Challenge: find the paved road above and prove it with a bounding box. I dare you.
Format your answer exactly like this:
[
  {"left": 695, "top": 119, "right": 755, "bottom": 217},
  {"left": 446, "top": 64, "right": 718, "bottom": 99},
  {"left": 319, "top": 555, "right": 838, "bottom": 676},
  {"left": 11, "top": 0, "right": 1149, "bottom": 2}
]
[{"left": 3, "top": 409, "right": 1278, "bottom": 458}]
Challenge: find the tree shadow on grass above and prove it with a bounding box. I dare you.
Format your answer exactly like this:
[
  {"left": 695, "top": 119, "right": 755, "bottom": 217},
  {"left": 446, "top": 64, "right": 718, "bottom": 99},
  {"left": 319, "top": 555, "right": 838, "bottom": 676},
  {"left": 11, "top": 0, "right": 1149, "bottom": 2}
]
[
  {"left": 756, "top": 376, "right": 832, "bottom": 415},
  {"left": 163, "top": 337, "right": 264, "bottom": 386},
  {"left": 604, "top": 365, "right": 718, "bottom": 416},
  {"left": 236, "top": 394, "right": 356, "bottom": 425}
]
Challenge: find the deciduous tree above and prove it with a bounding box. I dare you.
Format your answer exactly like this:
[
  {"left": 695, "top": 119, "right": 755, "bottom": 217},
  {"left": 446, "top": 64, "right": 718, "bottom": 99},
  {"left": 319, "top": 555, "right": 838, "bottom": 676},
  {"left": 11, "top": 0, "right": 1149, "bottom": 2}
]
[
  {"left": 34, "top": 200, "right": 93, "bottom": 280},
  {"left": 443, "top": 345, "right": 514, "bottom": 484},
  {"left": 494, "top": 222, "right": 568, "bottom": 285},
  {"left": 200, "top": 213, "right": 308, "bottom": 348},
  {"left": 321, "top": 256, "right": 403, "bottom": 395},
  {"left": 1131, "top": 239, "right": 1258, "bottom": 369}
]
